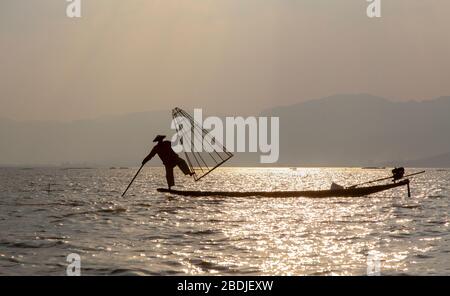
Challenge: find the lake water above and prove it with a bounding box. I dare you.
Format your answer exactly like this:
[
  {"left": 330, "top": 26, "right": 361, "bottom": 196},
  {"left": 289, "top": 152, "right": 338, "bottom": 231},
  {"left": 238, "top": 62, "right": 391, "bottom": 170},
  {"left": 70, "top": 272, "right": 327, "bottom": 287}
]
[{"left": 0, "top": 167, "right": 448, "bottom": 275}]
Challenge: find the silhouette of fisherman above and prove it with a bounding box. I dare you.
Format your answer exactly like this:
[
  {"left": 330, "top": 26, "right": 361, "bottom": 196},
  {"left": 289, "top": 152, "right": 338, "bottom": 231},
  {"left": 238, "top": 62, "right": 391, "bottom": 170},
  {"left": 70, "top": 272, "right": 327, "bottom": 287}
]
[{"left": 142, "top": 135, "right": 193, "bottom": 189}]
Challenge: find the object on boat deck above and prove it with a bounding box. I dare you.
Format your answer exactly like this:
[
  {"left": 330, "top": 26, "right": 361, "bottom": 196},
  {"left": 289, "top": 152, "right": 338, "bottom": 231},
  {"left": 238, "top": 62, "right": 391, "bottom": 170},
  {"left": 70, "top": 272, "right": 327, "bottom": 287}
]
[
  {"left": 330, "top": 182, "right": 344, "bottom": 190},
  {"left": 392, "top": 167, "right": 405, "bottom": 182}
]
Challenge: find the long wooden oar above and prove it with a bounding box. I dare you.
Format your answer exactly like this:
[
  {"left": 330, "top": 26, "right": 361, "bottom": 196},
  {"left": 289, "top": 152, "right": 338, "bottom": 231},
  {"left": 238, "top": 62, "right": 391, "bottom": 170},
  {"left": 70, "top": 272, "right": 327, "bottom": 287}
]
[
  {"left": 348, "top": 170, "right": 425, "bottom": 188},
  {"left": 401, "top": 170, "right": 426, "bottom": 179},
  {"left": 122, "top": 164, "right": 145, "bottom": 197}
]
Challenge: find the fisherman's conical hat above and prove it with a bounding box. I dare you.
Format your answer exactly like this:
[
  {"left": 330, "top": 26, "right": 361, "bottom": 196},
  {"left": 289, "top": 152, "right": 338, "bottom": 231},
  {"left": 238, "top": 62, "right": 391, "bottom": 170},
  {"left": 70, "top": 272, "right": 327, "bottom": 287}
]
[{"left": 153, "top": 135, "right": 166, "bottom": 142}]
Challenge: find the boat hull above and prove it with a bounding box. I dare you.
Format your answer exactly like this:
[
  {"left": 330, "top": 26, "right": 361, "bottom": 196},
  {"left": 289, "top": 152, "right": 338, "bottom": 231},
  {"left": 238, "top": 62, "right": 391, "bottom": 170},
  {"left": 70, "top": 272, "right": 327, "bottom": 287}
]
[{"left": 157, "top": 179, "right": 410, "bottom": 198}]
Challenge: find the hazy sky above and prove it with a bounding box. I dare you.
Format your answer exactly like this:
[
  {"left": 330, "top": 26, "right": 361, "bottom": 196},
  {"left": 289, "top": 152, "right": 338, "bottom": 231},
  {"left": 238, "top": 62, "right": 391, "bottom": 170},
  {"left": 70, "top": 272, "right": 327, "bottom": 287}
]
[{"left": 1, "top": 0, "right": 450, "bottom": 121}]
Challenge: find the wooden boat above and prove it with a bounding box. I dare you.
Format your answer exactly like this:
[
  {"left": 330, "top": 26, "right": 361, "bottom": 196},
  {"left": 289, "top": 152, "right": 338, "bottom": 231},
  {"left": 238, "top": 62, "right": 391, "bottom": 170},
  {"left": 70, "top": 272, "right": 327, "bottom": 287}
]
[{"left": 157, "top": 179, "right": 410, "bottom": 198}]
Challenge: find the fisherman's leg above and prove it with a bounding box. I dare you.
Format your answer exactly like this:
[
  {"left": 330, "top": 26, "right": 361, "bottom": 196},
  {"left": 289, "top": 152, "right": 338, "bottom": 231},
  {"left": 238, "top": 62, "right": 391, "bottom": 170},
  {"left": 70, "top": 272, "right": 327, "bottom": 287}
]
[
  {"left": 165, "top": 166, "right": 175, "bottom": 189},
  {"left": 177, "top": 158, "right": 194, "bottom": 176}
]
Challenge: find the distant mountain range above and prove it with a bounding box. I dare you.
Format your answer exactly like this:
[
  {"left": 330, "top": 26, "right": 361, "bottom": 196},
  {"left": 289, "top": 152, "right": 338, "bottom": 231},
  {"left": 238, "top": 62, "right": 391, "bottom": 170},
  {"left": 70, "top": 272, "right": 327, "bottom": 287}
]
[
  {"left": 261, "top": 94, "right": 450, "bottom": 167},
  {"left": 388, "top": 152, "right": 450, "bottom": 168},
  {"left": 1, "top": 94, "right": 449, "bottom": 167}
]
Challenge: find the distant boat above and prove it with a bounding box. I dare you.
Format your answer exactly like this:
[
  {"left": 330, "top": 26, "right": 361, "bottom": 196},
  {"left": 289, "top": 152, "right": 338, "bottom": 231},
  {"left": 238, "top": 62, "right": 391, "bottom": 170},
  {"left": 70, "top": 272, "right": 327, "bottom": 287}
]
[
  {"left": 362, "top": 167, "right": 386, "bottom": 170},
  {"left": 61, "top": 167, "right": 95, "bottom": 170}
]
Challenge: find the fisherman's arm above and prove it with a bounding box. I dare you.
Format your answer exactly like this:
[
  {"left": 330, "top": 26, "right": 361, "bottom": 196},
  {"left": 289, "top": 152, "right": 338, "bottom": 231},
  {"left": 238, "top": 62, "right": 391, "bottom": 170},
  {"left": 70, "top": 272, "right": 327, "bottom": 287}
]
[{"left": 142, "top": 147, "right": 157, "bottom": 165}]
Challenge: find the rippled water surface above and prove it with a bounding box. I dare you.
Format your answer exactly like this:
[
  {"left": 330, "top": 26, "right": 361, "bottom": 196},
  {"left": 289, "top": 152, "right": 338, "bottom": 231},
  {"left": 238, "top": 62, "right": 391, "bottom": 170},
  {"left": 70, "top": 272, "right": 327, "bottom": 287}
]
[{"left": 0, "top": 167, "right": 448, "bottom": 275}]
